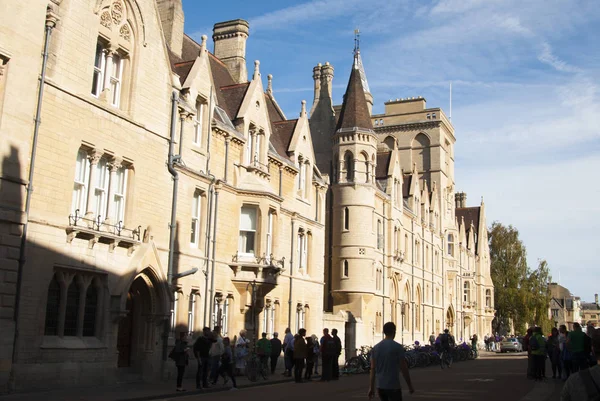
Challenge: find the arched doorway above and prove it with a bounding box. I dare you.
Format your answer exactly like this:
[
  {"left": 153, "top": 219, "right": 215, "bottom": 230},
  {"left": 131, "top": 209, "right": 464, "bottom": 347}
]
[
  {"left": 117, "top": 272, "right": 160, "bottom": 371},
  {"left": 446, "top": 306, "right": 455, "bottom": 332}
]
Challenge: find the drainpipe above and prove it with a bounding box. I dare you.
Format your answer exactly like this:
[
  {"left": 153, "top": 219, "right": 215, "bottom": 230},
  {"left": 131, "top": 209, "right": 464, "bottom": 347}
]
[
  {"left": 381, "top": 205, "right": 385, "bottom": 338},
  {"left": 178, "top": 112, "right": 185, "bottom": 156},
  {"left": 205, "top": 86, "right": 213, "bottom": 174},
  {"left": 278, "top": 167, "right": 282, "bottom": 197},
  {"left": 11, "top": 11, "right": 57, "bottom": 383},
  {"left": 162, "top": 90, "right": 179, "bottom": 362},
  {"left": 223, "top": 139, "right": 229, "bottom": 182},
  {"left": 202, "top": 175, "right": 215, "bottom": 327},
  {"left": 208, "top": 186, "right": 220, "bottom": 326},
  {"left": 411, "top": 219, "right": 415, "bottom": 341},
  {"left": 288, "top": 218, "right": 295, "bottom": 329}
]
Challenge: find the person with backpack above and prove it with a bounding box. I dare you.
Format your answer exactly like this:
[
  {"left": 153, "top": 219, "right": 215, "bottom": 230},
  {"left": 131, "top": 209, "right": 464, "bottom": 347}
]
[
  {"left": 561, "top": 326, "right": 600, "bottom": 401},
  {"left": 530, "top": 327, "right": 547, "bottom": 381},
  {"left": 320, "top": 328, "right": 336, "bottom": 381},
  {"left": 169, "top": 332, "right": 190, "bottom": 392}
]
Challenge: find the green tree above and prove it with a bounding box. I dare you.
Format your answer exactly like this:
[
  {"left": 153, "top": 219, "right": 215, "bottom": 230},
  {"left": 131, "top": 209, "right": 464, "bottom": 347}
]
[
  {"left": 527, "top": 259, "right": 553, "bottom": 333},
  {"left": 488, "top": 222, "right": 552, "bottom": 334},
  {"left": 488, "top": 222, "right": 530, "bottom": 334}
]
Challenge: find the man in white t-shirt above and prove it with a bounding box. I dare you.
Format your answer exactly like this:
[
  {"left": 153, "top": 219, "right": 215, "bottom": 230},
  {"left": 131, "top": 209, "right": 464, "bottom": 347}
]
[{"left": 368, "top": 322, "right": 415, "bottom": 401}]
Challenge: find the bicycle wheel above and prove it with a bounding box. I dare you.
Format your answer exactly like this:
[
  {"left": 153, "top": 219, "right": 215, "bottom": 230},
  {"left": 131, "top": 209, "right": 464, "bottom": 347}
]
[{"left": 246, "top": 357, "right": 259, "bottom": 382}]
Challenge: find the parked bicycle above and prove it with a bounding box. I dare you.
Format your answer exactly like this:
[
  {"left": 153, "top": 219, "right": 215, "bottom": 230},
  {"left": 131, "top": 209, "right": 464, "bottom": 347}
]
[
  {"left": 340, "top": 345, "right": 372, "bottom": 375},
  {"left": 245, "top": 349, "right": 269, "bottom": 382}
]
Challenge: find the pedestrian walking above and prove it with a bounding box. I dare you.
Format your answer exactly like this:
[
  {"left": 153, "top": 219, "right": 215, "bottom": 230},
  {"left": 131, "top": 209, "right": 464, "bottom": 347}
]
[
  {"left": 560, "top": 326, "right": 599, "bottom": 401},
  {"left": 484, "top": 334, "right": 490, "bottom": 351},
  {"left": 293, "top": 328, "right": 307, "bottom": 383},
  {"left": 320, "top": 328, "right": 336, "bottom": 381},
  {"left": 257, "top": 332, "right": 271, "bottom": 379},
  {"left": 332, "top": 328, "right": 342, "bottom": 380},
  {"left": 368, "top": 322, "right": 415, "bottom": 401},
  {"left": 270, "top": 332, "right": 282, "bottom": 374},
  {"left": 311, "top": 334, "right": 320, "bottom": 375},
  {"left": 283, "top": 328, "right": 295, "bottom": 376},
  {"left": 193, "top": 327, "right": 215, "bottom": 389},
  {"left": 305, "top": 336, "right": 316, "bottom": 380},
  {"left": 169, "top": 332, "right": 190, "bottom": 392},
  {"left": 218, "top": 337, "right": 238, "bottom": 390},
  {"left": 209, "top": 326, "right": 224, "bottom": 384}
]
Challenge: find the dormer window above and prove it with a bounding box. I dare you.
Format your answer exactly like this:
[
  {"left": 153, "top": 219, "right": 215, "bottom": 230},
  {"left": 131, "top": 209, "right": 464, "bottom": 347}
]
[{"left": 447, "top": 233, "right": 455, "bottom": 257}]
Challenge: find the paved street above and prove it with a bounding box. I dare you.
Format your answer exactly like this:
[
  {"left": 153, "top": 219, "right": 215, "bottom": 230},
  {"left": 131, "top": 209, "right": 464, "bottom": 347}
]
[
  {"left": 162, "top": 352, "right": 563, "bottom": 401},
  {"left": 0, "top": 352, "right": 564, "bottom": 401}
]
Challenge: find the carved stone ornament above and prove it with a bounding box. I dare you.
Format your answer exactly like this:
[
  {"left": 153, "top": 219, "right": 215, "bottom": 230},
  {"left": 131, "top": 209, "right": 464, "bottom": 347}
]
[
  {"left": 111, "top": 1, "right": 124, "bottom": 25},
  {"left": 100, "top": 11, "right": 111, "bottom": 29},
  {"left": 120, "top": 24, "right": 131, "bottom": 41}
]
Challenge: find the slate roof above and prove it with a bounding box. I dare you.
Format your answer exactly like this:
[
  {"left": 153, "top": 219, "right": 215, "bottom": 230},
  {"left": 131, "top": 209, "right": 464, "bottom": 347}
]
[
  {"left": 335, "top": 62, "right": 374, "bottom": 132},
  {"left": 456, "top": 207, "right": 481, "bottom": 235},
  {"left": 270, "top": 120, "right": 297, "bottom": 161},
  {"left": 266, "top": 95, "right": 285, "bottom": 123},
  {"left": 582, "top": 302, "right": 600, "bottom": 310},
  {"left": 173, "top": 61, "right": 195, "bottom": 83},
  {"left": 220, "top": 83, "right": 250, "bottom": 121},
  {"left": 376, "top": 152, "right": 391, "bottom": 178}
]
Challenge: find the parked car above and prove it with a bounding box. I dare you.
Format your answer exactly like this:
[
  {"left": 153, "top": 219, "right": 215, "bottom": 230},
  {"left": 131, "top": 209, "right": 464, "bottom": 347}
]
[{"left": 500, "top": 338, "right": 523, "bottom": 353}]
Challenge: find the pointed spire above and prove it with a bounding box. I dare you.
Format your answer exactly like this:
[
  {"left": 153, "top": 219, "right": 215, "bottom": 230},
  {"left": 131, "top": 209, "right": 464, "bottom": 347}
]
[
  {"left": 253, "top": 60, "right": 260, "bottom": 80},
  {"left": 267, "top": 74, "right": 273, "bottom": 95},
  {"left": 335, "top": 59, "right": 373, "bottom": 132},
  {"left": 300, "top": 100, "right": 307, "bottom": 117}
]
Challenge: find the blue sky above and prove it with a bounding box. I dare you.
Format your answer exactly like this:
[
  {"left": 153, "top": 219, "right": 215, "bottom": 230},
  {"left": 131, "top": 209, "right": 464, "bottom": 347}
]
[{"left": 181, "top": 0, "right": 600, "bottom": 302}]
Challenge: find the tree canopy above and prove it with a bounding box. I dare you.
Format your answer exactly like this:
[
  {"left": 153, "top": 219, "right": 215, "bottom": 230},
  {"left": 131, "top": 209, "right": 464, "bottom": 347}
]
[{"left": 489, "top": 222, "right": 552, "bottom": 334}]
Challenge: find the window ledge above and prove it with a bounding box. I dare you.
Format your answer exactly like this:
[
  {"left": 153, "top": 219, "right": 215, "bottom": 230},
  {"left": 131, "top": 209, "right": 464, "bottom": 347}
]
[
  {"left": 41, "top": 336, "right": 106, "bottom": 349},
  {"left": 191, "top": 146, "right": 206, "bottom": 156}
]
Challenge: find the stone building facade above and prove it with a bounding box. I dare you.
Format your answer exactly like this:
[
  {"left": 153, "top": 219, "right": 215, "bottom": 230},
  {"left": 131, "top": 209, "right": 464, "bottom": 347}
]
[
  {"left": 0, "top": 0, "right": 495, "bottom": 393},
  {"left": 549, "top": 283, "right": 584, "bottom": 330},
  {"left": 310, "top": 49, "right": 495, "bottom": 354},
  {"left": 581, "top": 294, "right": 600, "bottom": 328},
  {"left": 0, "top": 0, "right": 326, "bottom": 392}
]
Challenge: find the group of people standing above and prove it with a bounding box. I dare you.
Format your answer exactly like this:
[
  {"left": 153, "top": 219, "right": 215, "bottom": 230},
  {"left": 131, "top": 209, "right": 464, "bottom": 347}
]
[
  {"left": 168, "top": 325, "right": 344, "bottom": 391},
  {"left": 282, "top": 327, "right": 343, "bottom": 383}
]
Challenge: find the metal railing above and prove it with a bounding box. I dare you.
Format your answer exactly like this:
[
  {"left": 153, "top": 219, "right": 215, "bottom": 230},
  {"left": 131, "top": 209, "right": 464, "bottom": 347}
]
[{"left": 68, "top": 209, "right": 141, "bottom": 241}]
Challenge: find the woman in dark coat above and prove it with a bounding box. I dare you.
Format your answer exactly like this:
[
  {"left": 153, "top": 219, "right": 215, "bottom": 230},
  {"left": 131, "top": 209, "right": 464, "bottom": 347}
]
[{"left": 546, "top": 327, "right": 561, "bottom": 379}]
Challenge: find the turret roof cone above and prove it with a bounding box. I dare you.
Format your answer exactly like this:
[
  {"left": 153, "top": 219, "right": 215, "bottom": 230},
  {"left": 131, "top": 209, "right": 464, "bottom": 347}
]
[{"left": 335, "top": 58, "right": 374, "bottom": 132}]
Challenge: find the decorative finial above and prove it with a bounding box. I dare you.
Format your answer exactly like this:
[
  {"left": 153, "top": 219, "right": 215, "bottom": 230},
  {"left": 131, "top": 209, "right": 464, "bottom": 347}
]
[
  {"left": 412, "top": 162, "right": 417, "bottom": 173},
  {"left": 253, "top": 60, "right": 260, "bottom": 80},
  {"left": 200, "top": 35, "right": 207, "bottom": 52},
  {"left": 267, "top": 74, "right": 273, "bottom": 95},
  {"left": 354, "top": 28, "right": 360, "bottom": 56},
  {"left": 300, "top": 100, "right": 306, "bottom": 117}
]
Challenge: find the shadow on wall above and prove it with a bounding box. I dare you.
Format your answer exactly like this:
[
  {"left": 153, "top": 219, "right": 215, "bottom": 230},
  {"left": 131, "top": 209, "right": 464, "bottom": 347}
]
[
  {"left": 0, "top": 147, "right": 178, "bottom": 394},
  {"left": 0, "top": 146, "right": 24, "bottom": 393}
]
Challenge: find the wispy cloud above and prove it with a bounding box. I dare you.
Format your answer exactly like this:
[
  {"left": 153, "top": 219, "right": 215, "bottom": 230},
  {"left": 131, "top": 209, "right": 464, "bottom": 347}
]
[{"left": 537, "top": 42, "right": 582, "bottom": 73}]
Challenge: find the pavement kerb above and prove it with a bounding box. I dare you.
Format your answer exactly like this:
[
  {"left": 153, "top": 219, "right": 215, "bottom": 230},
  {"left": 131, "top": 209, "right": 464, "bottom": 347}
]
[{"left": 115, "top": 375, "right": 323, "bottom": 401}]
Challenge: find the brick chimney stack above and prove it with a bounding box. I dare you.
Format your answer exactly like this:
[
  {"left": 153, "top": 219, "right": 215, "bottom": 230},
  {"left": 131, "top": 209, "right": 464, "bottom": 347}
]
[{"left": 213, "top": 19, "right": 249, "bottom": 84}]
